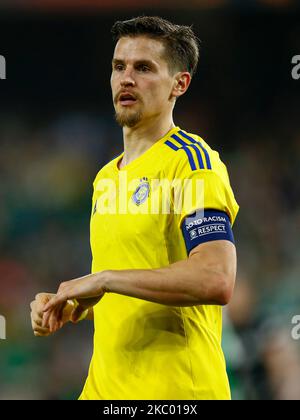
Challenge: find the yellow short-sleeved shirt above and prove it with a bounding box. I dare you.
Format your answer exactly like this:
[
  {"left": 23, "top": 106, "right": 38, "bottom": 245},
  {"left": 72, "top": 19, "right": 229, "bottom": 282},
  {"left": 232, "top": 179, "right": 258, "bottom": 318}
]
[{"left": 79, "top": 126, "right": 239, "bottom": 400}]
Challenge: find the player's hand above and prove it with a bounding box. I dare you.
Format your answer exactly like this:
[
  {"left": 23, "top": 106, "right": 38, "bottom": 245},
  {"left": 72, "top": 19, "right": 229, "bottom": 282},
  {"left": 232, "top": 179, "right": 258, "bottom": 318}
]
[
  {"left": 30, "top": 293, "right": 74, "bottom": 336},
  {"left": 42, "top": 273, "right": 105, "bottom": 331}
]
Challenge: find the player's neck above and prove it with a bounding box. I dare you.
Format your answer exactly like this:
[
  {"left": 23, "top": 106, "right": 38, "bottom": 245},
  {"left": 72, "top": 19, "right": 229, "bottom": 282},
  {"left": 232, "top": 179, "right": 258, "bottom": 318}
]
[{"left": 120, "top": 117, "right": 175, "bottom": 169}]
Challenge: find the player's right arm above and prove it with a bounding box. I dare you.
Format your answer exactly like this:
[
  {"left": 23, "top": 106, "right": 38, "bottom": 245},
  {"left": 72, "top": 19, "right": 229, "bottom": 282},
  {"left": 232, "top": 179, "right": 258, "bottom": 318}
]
[{"left": 30, "top": 293, "right": 94, "bottom": 336}]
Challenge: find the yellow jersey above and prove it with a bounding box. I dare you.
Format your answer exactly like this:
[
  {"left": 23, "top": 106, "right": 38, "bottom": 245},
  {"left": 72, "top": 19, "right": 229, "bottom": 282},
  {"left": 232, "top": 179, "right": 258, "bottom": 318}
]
[{"left": 79, "top": 126, "right": 239, "bottom": 400}]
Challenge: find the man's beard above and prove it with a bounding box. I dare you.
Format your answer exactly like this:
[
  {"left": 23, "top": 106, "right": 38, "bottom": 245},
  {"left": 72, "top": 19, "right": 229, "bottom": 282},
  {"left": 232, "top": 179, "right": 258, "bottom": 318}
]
[{"left": 114, "top": 109, "right": 143, "bottom": 128}]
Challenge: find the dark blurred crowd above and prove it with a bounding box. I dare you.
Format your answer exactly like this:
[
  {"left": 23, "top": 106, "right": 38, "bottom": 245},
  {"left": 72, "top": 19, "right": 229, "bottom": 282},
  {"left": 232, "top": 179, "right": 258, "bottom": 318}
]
[{"left": 0, "top": 103, "right": 299, "bottom": 399}]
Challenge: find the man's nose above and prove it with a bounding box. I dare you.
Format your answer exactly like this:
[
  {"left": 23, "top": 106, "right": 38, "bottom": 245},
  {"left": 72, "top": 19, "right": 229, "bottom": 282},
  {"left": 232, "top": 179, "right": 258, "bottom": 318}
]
[{"left": 120, "top": 67, "right": 136, "bottom": 87}]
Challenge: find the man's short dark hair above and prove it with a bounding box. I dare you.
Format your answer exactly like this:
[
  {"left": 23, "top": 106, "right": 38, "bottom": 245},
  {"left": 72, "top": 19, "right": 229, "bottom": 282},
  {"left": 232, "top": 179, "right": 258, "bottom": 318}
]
[{"left": 111, "top": 16, "right": 200, "bottom": 77}]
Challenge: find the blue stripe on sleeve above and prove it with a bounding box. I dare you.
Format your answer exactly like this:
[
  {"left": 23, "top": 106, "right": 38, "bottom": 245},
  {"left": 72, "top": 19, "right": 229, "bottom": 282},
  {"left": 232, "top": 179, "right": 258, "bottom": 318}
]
[
  {"left": 188, "top": 144, "right": 205, "bottom": 169},
  {"left": 171, "top": 133, "right": 191, "bottom": 147},
  {"left": 171, "top": 134, "right": 205, "bottom": 169},
  {"left": 181, "top": 147, "right": 197, "bottom": 171},
  {"left": 165, "top": 138, "right": 197, "bottom": 171},
  {"left": 196, "top": 142, "right": 212, "bottom": 170},
  {"left": 178, "top": 130, "right": 212, "bottom": 170},
  {"left": 178, "top": 130, "right": 197, "bottom": 144},
  {"left": 165, "top": 140, "right": 180, "bottom": 151}
]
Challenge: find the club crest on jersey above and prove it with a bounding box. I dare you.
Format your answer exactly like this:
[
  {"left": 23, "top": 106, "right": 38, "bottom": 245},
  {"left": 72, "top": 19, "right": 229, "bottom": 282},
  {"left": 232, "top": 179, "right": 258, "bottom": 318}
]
[{"left": 132, "top": 177, "right": 150, "bottom": 206}]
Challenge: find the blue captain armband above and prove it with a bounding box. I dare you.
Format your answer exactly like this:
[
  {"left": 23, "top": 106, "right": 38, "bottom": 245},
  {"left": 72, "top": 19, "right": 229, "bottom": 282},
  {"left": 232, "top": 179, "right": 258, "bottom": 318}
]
[{"left": 181, "top": 209, "right": 235, "bottom": 254}]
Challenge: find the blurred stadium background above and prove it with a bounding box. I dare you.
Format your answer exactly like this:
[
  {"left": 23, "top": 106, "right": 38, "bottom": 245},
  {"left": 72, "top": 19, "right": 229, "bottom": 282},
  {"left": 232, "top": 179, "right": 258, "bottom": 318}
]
[{"left": 1, "top": 0, "right": 300, "bottom": 400}]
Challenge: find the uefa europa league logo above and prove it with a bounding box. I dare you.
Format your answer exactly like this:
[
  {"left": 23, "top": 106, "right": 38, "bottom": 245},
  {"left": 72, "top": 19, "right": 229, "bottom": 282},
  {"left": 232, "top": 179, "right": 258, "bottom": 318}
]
[{"left": 0, "top": 55, "right": 6, "bottom": 79}]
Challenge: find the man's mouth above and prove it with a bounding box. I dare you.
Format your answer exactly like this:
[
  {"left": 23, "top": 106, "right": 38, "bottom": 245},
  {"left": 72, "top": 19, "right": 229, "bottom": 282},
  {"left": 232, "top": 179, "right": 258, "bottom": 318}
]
[{"left": 118, "top": 93, "right": 138, "bottom": 106}]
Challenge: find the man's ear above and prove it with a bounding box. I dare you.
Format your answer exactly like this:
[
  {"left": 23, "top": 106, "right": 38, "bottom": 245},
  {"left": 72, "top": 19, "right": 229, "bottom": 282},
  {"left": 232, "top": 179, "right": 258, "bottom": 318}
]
[{"left": 171, "top": 72, "right": 192, "bottom": 100}]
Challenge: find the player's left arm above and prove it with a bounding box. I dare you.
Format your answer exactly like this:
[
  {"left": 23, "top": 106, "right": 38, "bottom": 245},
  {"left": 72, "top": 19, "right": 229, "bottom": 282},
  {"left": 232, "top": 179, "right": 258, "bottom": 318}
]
[{"left": 42, "top": 238, "right": 236, "bottom": 329}]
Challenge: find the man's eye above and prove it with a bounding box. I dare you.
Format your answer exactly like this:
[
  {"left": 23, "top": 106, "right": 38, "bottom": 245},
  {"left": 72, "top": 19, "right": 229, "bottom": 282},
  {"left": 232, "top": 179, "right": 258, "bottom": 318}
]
[
  {"left": 137, "top": 65, "right": 150, "bottom": 72},
  {"left": 114, "top": 65, "right": 124, "bottom": 71}
]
